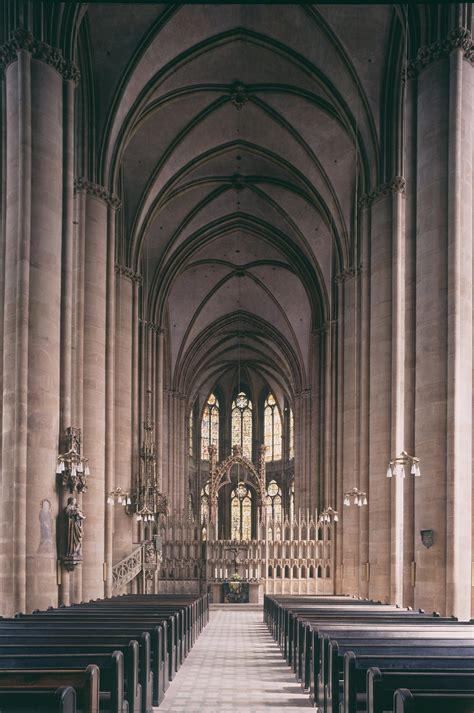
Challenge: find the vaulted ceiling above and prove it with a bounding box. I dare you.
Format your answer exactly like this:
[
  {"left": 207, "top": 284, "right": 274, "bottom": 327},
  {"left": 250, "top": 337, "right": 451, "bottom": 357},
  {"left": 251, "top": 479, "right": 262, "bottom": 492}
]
[{"left": 80, "top": 3, "right": 402, "bottom": 405}]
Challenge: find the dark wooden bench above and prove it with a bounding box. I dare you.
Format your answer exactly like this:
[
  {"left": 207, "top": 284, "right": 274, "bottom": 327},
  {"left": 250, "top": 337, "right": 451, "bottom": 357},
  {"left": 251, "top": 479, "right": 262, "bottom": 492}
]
[
  {"left": 0, "top": 651, "right": 130, "bottom": 713},
  {"left": 331, "top": 644, "right": 474, "bottom": 713},
  {"left": 344, "top": 653, "right": 474, "bottom": 713},
  {"left": 367, "top": 668, "right": 474, "bottom": 713},
  {"left": 0, "top": 639, "right": 148, "bottom": 713},
  {"left": 0, "top": 619, "right": 165, "bottom": 707},
  {"left": 393, "top": 687, "right": 474, "bottom": 713},
  {"left": 0, "top": 685, "right": 76, "bottom": 712},
  {"left": 0, "top": 665, "right": 98, "bottom": 712}
]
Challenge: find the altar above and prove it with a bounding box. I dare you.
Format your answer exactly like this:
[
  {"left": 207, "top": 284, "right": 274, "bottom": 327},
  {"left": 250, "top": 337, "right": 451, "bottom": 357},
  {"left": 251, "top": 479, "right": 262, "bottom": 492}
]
[{"left": 209, "top": 580, "right": 263, "bottom": 604}]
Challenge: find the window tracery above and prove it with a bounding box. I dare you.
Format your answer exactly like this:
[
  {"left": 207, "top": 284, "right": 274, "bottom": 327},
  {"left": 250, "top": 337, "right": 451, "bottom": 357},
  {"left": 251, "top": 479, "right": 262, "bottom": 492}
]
[
  {"left": 264, "top": 393, "right": 282, "bottom": 461},
  {"left": 230, "top": 482, "right": 252, "bottom": 541},
  {"left": 289, "top": 407, "right": 294, "bottom": 460},
  {"left": 231, "top": 391, "right": 252, "bottom": 459},
  {"left": 265, "top": 479, "right": 282, "bottom": 522},
  {"left": 201, "top": 393, "right": 219, "bottom": 460}
]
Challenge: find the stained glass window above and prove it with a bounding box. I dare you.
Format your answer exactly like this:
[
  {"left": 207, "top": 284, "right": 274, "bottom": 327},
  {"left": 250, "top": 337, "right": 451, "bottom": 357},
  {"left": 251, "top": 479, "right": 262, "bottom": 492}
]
[
  {"left": 189, "top": 406, "right": 194, "bottom": 456},
  {"left": 289, "top": 481, "right": 295, "bottom": 522},
  {"left": 232, "top": 391, "right": 252, "bottom": 459},
  {"left": 230, "top": 482, "right": 252, "bottom": 541},
  {"left": 200, "top": 481, "right": 210, "bottom": 525},
  {"left": 201, "top": 393, "right": 219, "bottom": 460},
  {"left": 264, "top": 393, "right": 282, "bottom": 461},
  {"left": 289, "top": 407, "right": 294, "bottom": 460},
  {"left": 265, "top": 480, "right": 282, "bottom": 522}
]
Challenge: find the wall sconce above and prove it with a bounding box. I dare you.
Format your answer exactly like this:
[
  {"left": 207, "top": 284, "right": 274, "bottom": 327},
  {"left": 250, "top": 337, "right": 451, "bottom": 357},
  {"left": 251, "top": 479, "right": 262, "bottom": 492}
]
[
  {"left": 420, "top": 529, "right": 433, "bottom": 549},
  {"left": 386, "top": 450, "right": 421, "bottom": 478},
  {"left": 56, "top": 427, "right": 90, "bottom": 493},
  {"left": 344, "top": 487, "right": 368, "bottom": 506},
  {"left": 107, "top": 487, "right": 131, "bottom": 507},
  {"left": 319, "top": 506, "right": 338, "bottom": 524}
]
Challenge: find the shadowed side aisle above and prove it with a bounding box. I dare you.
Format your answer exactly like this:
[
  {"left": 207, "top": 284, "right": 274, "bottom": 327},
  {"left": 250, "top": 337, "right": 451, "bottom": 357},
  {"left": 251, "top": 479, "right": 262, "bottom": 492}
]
[{"left": 156, "top": 606, "right": 312, "bottom": 712}]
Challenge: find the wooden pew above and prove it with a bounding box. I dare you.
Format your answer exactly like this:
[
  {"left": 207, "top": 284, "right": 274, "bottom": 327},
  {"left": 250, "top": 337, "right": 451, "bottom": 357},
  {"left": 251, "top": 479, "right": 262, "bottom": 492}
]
[
  {"left": 0, "top": 665, "right": 98, "bottom": 712},
  {"left": 393, "top": 687, "right": 474, "bottom": 713},
  {"left": 330, "top": 643, "right": 474, "bottom": 713},
  {"left": 0, "top": 619, "right": 166, "bottom": 706},
  {"left": 367, "top": 668, "right": 474, "bottom": 713},
  {"left": 0, "top": 651, "right": 130, "bottom": 713},
  {"left": 0, "top": 638, "right": 149, "bottom": 713},
  {"left": 21, "top": 609, "right": 177, "bottom": 684},
  {"left": 344, "top": 652, "right": 474, "bottom": 713},
  {"left": 0, "top": 685, "right": 76, "bottom": 712}
]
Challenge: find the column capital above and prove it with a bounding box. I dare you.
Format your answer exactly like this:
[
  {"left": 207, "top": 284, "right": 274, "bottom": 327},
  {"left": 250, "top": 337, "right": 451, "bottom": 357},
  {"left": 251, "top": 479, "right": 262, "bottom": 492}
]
[
  {"left": 0, "top": 28, "right": 80, "bottom": 83},
  {"left": 294, "top": 388, "right": 312, "bottom": 401},
  {"left": 334, "top": 264, "right": 362, "bottom": 284},
  {"left": 406, "top": 27, "right": 474, "bottom": 79},
  {"left": 115, "top": 264, "right": 142, "bottom": 284},
  {"left": 75, "top": 178, "right": 121, "bottom": 210},
  {"left": 359, "top": 176, "right": 406, "bottom": 208},
  {"left": 313, "top": 319, "right": 337, "bottom": 337}
]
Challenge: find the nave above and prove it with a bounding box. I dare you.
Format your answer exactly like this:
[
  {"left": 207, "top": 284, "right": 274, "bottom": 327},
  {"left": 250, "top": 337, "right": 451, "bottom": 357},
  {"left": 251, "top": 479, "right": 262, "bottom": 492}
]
[{"left": 158, "top": 606, "right": 312, "bottom": 713}]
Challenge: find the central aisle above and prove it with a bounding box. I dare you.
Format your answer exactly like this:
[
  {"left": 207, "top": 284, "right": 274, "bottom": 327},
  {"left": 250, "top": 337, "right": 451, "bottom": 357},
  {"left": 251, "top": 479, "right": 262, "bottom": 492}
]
[{"left": 157, "top": 607, "right": 313, "bottom": 712}]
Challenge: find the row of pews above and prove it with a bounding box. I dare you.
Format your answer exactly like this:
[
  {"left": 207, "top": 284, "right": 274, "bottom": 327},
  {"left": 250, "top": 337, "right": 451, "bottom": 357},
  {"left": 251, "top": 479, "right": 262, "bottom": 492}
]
[
  {"left": 264, "top": 594, "right": 474, "bottom": 713},
  {"left": 0, "top": 592, "right": 209, "bottom": 712}
]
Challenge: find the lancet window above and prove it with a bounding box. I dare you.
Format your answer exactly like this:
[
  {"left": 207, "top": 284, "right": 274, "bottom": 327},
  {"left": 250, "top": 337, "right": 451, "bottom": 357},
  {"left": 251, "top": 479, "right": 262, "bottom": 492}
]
[
  {"left": 201, "top": 393, "right": 219, "bottom": 460},
  {"left": 231, "top": 391, "right": 252, "bottom": 459},
  {"left": 200, "top": 481, "right": 210, "bottom": 525},
  {"left": 265, "top": 480, "right": 282, "bottom": 522},
  {"left": 289, "top": 407, "right": 294, "bottom": 460},
  {"left": 231, "top": 482, "right": 252, "bottom": 541},
  {"left": 264, "top": 393, "right": 282, "bottom": 461},
  {"left": 189, "top": 406, "right": 194, "bottom": 456}
]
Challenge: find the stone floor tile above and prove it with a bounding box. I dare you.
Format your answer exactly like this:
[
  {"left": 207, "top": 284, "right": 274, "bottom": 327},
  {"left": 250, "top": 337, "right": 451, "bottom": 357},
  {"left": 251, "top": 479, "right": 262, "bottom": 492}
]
[{"left": 156, "top": 609, "right": 312, "bottom": 712}]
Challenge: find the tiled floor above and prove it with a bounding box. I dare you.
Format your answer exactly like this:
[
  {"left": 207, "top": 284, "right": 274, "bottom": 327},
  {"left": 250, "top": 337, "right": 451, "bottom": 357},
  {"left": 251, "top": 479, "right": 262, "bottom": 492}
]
[{"left": 157, "top": 608, "right": 312, "bottom": 712}]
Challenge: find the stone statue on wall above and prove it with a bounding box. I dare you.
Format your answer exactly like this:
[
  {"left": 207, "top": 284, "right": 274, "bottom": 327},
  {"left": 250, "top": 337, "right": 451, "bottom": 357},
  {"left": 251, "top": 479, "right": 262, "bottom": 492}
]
[
  {"left": 38, "top": 499, "right": 53, "bottom": 553},
  {"left": 65, "top": 496, "right": 85, "bottom": 558}
]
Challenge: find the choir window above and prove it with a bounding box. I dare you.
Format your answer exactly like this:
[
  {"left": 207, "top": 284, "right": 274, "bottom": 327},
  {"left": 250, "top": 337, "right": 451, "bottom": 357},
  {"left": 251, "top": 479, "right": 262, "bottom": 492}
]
[
  {"left": 232, "top": 391, "right": 252, "bottom": 459},
  {"left": 289, "top": 407, "right": 294, "bottom": 460},
  {"left": 231, "top": 482, "right": 252, "bottom": 541},
  {"left": 264, "top": 393, "right": 282, "bottom": 461},
  {"left": 200, "top": 481, "right": 210, "bottom": 525},
  {"left": 201, "top": 393, "right": 219, "bottom": 460},
  {"left": 265, "top": 480, "right": 282, "bottom": 521}
]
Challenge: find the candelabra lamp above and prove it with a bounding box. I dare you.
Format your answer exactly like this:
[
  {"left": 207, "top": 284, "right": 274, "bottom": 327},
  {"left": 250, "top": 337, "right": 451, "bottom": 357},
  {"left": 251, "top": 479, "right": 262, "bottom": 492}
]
[
  {"left": 343, "top": 487, "right": 368, "bottom": 506},
  {"left": 107, "top": 487, "right": 131, "bottom": 507},
  {"left": 386, "top": 450, "right": 421, "bottom": 478},
  {"left": 132, "top": 390, "right": 169, "bottom": 523},
  {"left": 319, "top": 506, "right": 338, "bottom": 524},
  {"left": 56, "top": 427, "right": 90, "bottom": 493}
]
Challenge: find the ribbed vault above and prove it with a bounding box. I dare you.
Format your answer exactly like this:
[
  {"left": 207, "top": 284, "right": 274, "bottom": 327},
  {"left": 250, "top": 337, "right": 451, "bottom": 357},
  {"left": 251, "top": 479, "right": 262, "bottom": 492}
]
[{"left": 82, "top": 4, "right": 403, "bottom": 414}]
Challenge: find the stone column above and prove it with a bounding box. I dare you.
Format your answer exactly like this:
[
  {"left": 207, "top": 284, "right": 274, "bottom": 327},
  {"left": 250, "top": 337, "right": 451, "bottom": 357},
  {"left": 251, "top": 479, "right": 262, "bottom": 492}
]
[
  {"left": 113, "top": 268, "right": 134, "bottom": 561},
  {"left": 104, "top": 203, "right": 119, "bottom": 597},
  {"left": 358, "top": 207, "right": 371, "bottom": 599},
  {"left": 411, "top": 32, "right": 474, "bottom": 616},
  {"left": 77, "top": 179, "right": 119, "bottom": 601},
  {"left": 339, "top": 268, "right": 359, "bottom": 595},
  {"left": 390, "top": 185, "right": 407, "bottom": 607},
  {"left": 367, "top": 185, "right": 394, "bottom": 603},
  {"left": 0, "top": 31, "right": 78, "bottom": 615},
  {"left": 445, "top": 46, "right": 473, "bottom": 620},
  {"left": 156, "top": 329, "right": 164, "bottom": 492}
]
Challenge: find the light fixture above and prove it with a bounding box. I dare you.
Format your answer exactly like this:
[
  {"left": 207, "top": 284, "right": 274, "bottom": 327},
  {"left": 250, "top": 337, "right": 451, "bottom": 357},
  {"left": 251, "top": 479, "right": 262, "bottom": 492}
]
[
  {"left": 319, "top": 506, "right": 338, "bottom": 524},
  {"left": 132, "top": 389, "right": 168, "bottom": 523},
  {"left": 386, "top": 450, "right": 421, "bottom": 478},
  {"left": 107, "top": 487, "right": 131, "bottom": 507},
  {"left": 56, "top": 427, "right": 90, "bottom": 493},
  {"left": 343, "top": 487, "right": 368, "bottom": 507}
]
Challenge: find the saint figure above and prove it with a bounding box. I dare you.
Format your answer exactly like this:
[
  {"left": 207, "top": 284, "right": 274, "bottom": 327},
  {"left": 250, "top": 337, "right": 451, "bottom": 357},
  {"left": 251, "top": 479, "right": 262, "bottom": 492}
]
[{"left": 65, "top": 496, "right": 86, "bottom": 557}]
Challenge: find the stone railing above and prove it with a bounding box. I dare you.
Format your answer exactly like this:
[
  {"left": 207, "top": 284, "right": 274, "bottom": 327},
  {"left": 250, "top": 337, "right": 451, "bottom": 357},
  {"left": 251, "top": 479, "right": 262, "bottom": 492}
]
[{"left": 112, "top": 544, "right": 144, "bottom": 593}]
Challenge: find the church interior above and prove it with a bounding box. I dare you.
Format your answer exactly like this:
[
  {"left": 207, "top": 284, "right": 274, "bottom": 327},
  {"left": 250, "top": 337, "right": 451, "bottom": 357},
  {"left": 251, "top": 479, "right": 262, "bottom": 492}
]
[{"left": 1, "top": 2, "right": 474, "bottom": 710}]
